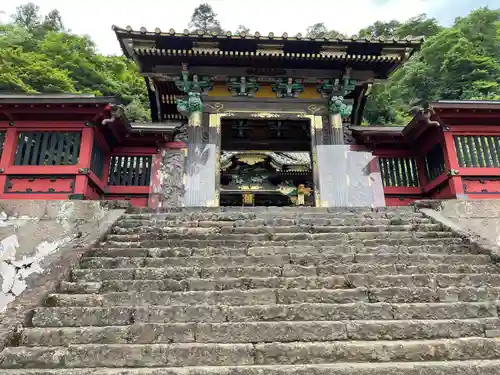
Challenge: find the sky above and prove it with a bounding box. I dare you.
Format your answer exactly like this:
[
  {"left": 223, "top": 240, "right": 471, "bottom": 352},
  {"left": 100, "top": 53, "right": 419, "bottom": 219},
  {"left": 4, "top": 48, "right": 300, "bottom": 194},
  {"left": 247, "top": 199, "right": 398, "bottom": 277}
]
[{"left": 1, "top": 0, "right": 499, "bottom": 55}]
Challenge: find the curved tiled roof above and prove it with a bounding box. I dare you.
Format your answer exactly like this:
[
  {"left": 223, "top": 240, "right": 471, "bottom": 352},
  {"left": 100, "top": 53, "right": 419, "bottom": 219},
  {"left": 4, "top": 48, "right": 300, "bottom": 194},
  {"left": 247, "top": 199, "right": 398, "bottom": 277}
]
[
  {"left": 112, "top": 25, "right": 424, "bottom": 44},
  {"left": 113, "top": 25, "right": 423, "bottom": 73},
  {"left": 221, "top": 151, "right": 311, "bottom": 170}
]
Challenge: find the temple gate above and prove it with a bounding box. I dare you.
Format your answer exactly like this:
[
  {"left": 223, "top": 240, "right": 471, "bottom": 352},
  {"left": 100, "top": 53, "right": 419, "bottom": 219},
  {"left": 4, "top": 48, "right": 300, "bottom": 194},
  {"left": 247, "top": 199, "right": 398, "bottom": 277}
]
[
  {"left": 113, "top": 26, "right": 422, "bottom": 207},
  {"left": 2, "top": 30, "right": 498, "bottom": 207}
]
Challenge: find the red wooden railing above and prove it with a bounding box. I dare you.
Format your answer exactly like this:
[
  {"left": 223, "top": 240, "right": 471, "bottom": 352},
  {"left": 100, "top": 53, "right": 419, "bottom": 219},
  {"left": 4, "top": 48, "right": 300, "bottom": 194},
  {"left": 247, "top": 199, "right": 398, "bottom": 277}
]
[
  {"left": 376, "top": 125, "right": 500, "bottom": 205},
  {"left": 0, "top": 122, "right": 156, "bottom": 206},
  {"left": 2, "top": 121, "right": 500, "bottom": 207}
]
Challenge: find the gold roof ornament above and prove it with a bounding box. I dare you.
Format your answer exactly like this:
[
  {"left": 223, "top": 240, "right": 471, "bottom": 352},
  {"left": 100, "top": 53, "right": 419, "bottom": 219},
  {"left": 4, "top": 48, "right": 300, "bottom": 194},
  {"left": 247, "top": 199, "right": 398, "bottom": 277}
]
[
  {"left": 236, "top": 154, "right": 266, "bottom": 166},
  {"left": 250, "top": 113, "right": 280, "bottom": 119}
]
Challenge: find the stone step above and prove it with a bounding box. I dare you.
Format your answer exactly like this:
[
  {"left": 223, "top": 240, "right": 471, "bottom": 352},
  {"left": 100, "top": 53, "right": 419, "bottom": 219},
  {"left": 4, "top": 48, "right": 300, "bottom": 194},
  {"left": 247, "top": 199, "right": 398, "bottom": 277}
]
[
  {"left": 246, "top": 244, "right": 478, "bottom": 256},
  {"left": 44, "top": 286, "right": 500, "bottom": 307},
  {"left": 130, "top": 206, "right": 417, "bottom": 213},
  {"left": 111, "top": 224, "right": 444, "bottom": 235},
  {"left": 2, "top": 338, "right": 500, "bottom": 368},
  {"left": 115, "top": 217, "right": 434, "bottom": 229},
  {"left": 70, "top": 265, "right": 500, "bottom": 283},
  {"left": 32, "top": 302, "right": 499, "bottom": 327},
  {"left": 105, "top": 231, "right": 455, "bottom": 242},
  {"left": 77, "top": 253, "right": 493, "bottom": 270},
  {"left": 20, "top": 318, "right": 500, "bottom": 346},
  {"left": 121, "top": 210, "right": 424, "bottom": 221},
  {"left": 3, "top": 361, "right": 500, "bottom": 375},
  {"left": 87, "top": 243, "right": 482, "bottom": 258},
  {"left": 103, "top": 237, "right": 466, "bottom": 249},
  {"left": 60, "top": 273, "right": 500, "bottom": 293}
]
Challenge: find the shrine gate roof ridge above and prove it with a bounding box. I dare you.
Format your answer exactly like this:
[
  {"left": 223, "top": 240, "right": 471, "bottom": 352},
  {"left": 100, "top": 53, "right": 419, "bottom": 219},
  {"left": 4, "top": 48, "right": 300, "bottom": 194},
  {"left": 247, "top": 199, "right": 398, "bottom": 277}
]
[{"left": 112, "top": 25, "right": 423, "bottom": 68}]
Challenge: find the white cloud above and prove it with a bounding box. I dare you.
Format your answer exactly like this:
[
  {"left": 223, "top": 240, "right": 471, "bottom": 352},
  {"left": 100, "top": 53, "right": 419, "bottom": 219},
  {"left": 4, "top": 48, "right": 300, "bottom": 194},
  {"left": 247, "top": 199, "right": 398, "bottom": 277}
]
[{"left": 0, "top": 0, "right": 484, "bottom": 55}]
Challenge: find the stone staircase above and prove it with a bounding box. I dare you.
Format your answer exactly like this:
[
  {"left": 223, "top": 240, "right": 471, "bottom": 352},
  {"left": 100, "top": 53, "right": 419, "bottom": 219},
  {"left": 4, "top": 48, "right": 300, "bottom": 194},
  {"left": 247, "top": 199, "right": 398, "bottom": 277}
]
[{"left": 2, "top": 207, "right": 500, "bottom": 374}]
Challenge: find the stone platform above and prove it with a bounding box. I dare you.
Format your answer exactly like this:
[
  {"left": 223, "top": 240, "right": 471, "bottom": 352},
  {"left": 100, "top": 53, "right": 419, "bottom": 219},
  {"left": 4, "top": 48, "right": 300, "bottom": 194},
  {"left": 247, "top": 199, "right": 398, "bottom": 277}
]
[{"left": 0, "top": 206, "right": 500, "bottom": 374}]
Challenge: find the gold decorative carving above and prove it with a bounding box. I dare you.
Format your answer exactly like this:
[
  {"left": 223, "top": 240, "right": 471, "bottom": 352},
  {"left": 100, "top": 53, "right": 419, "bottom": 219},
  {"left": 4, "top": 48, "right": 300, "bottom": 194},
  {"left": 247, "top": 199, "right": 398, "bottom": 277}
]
[
  {"left": 208, "top": 109, "right": 322, "bottom": 208},
  {"left": 251, "top": 113, "right": 280, "bottom": 119},
  {"left": 188, "top": 111, "right": 202, "bottom": 127},
  {"left": 307, "top": 105, "right": 323, "bottom": 114},
  {"left": 313, "top": 116, "right": 323, "bottom": 129},
  {"left": 330, "top": 113, "right": 343, "bottom": 129},
  {"left": 237, "top": 154, "right": 266, "bottom": 165},
  {"left": 242, "top": 193, "right": 255, "bottom": 205},
  {"left": 206, "top": 102, "right": 224, "bottom": 112},
  {"left": 240, "top": 185, "right": 263, "bottom": 191},
  {"left": 209, "top": 114, "right": 221, "bottom": 128}
]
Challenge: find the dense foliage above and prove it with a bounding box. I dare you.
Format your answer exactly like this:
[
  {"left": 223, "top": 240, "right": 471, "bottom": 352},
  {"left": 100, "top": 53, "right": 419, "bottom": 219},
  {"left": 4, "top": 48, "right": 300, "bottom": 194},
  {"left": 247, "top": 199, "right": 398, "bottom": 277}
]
[
  {"left": 1, "top": 2, "right": 499, "bottom": 125},
  {"left": 0, "top": 3, "right": 151, "bottom": 122},
  {"left": 361, "top": 9, "right": 500, "bottom": 125}
]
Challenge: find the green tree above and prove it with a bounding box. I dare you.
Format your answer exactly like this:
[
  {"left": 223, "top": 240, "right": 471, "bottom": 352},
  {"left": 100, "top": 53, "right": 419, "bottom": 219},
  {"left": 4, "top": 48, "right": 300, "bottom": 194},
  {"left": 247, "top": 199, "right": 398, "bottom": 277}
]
[
  {"left": 306, "top": 22, "right": 346, "bottom": 38},
  {"left": 12, "top": 2, "right": 40, "bottom": 32},
  {"left": 364, "top": 8, "right": 500, "bottom": 125},
  {"left": 235, "top": 25, "right": 251, "bottom": 35},
  {"left": 358, "top": 20, "right": 401, "bottom": 39},
  {"left": 395, "top": 14, "right": 442, "bottom": 39},
  {"left": 42, "top": 9, "right": 64, "bottom": 33},
  {"left": 125, "top": 99, "right": 150, "bottom": 123},
  {"left": 189, "top": 3, "right": 223, "bottom": 34},
  {"left": 1, "top": 3, "right": 150, "bottom": 121}
]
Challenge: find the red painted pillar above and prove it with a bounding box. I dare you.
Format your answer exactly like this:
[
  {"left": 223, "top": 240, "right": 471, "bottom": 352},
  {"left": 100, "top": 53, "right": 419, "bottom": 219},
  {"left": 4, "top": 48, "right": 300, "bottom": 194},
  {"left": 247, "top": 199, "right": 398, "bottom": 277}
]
[
  {"left": 102, "top": 155, "right": 111, "bottom": 185},
  {"left": 0, "top": 128, "right": 18, "bottom": 197},
  {"left": 442, "top": 131, "right": 464, "bottom": 197},
  {"left": 415, "top": 154, "right": 427, "bottom": 192},
  {"left": 73, "top": 127, "right": 94, "bottom": 199}
]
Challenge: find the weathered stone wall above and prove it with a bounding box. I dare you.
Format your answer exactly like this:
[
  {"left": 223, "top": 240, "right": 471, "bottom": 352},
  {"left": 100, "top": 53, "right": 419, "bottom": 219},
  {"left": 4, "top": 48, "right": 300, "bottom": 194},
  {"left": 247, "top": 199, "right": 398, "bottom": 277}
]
[
  {"left": 149, "top": 149, "right": 186, "bottom": 209},
  {"left": 439, "top": 200, "right": 500, "bottom": 246},
  {"left": 417, "top": 199, "right": 500, "bottom": 261},
  {"left": 0, "top": 200, "right": 126, "bottom": 313}
]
